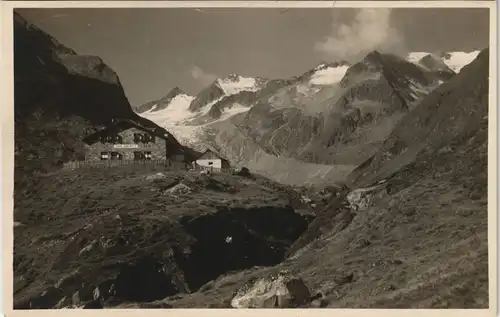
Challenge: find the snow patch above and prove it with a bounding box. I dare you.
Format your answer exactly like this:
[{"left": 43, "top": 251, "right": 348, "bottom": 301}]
[
  {"left": 309, "top": 65, "right": 349, "bottom": 86},
  {"left": 406, "top": 52, "right": 430, "bottom": 64},
  {"left": 139, "top": 94, "right": 201, "bottom": 145},
  {"left": 406, "top": 51, "right": 480, "bottom": 73},
  {"left": 296, "top": 84, "right": 312, "bottom": 96},
  {"left": 442, "top": 51, "right": 480, "bottom": 73},
  {"left": 141, "top": 94, "right": 194, "bottom": 126},
  {"left": 314, "top": 63, "right": 327, "bottom": 71},
  {"left": 216, "top": 75, "right": 260, "bottom": 95},
  {"left": 217, "top": 103, "right": 251, "bottom": 121},
  {"left": 140, "top": 93, "right": 251, "bottom": 147}
]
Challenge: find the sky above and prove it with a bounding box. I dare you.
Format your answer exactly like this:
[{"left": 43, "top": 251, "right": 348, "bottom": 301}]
[{"left": 17, "top": 7, "right": 490, "bottom": 107}]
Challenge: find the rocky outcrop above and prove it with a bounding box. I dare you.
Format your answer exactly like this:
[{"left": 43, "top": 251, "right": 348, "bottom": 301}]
[
  {"left": 231, "top": 271, "right": 311, "bottom": 308},
  {"left": 418, "top": 54, "right": 456, "bottom": 79},
  {"left": 188, "top": 81, "right": 226, "bottom": 112},
  {"left": 345, "top": 182, "right": 387, "bottom": 212},
  {"left": 14, "top": 12, "right": 133, "bottom": 124}
]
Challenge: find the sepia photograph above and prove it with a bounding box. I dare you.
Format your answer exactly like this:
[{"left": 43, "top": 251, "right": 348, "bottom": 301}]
[{"left": 3, "top": 1, "right": 496, "bottom": 313}]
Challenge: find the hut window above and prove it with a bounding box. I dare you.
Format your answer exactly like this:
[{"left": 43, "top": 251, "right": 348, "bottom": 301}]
[
  {"left": 111, "top": 152, "right": 122, "bottom": 160},
  {"left": 133, "top": 133, "right": 144, "bottom": 143},
  {"left": 208, "top": 162, "right": 213, "bottom": 166},
  {"left": 144, "top": 151, "right": 152, "bottom": 160},
  {"left": 100, "top": 152, "right": 109, "bottom": 160},
  {"left": 143, "top": 134, "right": 156, "bottom": 143},
  {"left": 114, "top": 135, "right": 123, "bottom": 144},
  {"left": 133, "top": 151, "right": 144, "bottom": 160}
]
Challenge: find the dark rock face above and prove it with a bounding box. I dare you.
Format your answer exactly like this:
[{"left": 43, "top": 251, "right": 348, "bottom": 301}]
[
  {"left": 207, "top": 90, "right": 256, "bottom": 119},
  {"left": 14, "top": 204, "right": 313, "bottom": 308},
  {"left": 82, "top": 299, "right": 103, "bottom": 309},
  {"left": 14, "top": 12, "right": 133, "bottom": 124},
  {"left": 418, "top": 54, "right": 456, "bottom": 80},
  {"left": 188, "top": 81, "right": 226, "bottom": 112},
  {"left": 26, "top": 287, "right": 65, "bottom": 309},
  {"left": 113, "top": 257, "right": 179, "bottom": 301},
  {"left": 179, "top": 206, "right": 314, "bottom": 291}
]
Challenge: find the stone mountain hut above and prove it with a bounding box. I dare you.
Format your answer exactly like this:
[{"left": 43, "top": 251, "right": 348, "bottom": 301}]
[{"left": 82, "top": 119, "right": 186, "bottom": 163}]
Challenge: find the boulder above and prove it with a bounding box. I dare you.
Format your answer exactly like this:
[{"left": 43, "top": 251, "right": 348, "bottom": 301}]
[
  {"left": 231, "top": 271, "right": 311, "bottom": 308},
  {"left": 345, "top": 184, "right": 386, "bottom": 212},
  {"left": 146, "top": 172, "right": 166, "bottom": 180},
  {"left": 166, "top": 183, "right": 192, "bottom": 195}
]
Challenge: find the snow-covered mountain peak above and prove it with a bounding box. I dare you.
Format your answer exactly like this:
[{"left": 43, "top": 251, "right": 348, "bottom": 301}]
[
  {"left": 309, "top": 63, "right": 351, "bottom": 86},
  {"left": 215, "top": 74, "right": 265, "bottom": 95},
  {"left": 406, "top": 50, "right": 481, "bottom": 73},
  {"left": 440, "top": 51, "right": 481, "bottom": 73},
  {"left": 417, "top": 54, "right": 454, "bottom": 73},
  {"left": 142, "top": 93, "right": 194, "bottom": 116},
  {"left": 314, "top": 63, "right": 327, "bottom": 71}
]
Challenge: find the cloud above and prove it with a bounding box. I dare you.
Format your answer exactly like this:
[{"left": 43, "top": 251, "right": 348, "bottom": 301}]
[
  {"left": 314, "top": 8, "right": 406, "bottom": 61},
  {"left": 190, "top": 65, "right": 217, "bottom": 87}
]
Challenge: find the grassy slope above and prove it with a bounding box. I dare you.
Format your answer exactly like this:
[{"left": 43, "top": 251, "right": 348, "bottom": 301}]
[{"left": 13, "top": 165, "right": 313, "bottom": 308}]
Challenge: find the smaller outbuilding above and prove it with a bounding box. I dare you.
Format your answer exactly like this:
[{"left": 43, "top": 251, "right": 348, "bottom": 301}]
[{"left": 192, "top": 148, "right": 230, "bottom": 172}]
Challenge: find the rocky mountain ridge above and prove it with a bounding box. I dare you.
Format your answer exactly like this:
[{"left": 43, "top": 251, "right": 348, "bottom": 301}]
[{"left": 139, "top": 49, "right": 475, "bottom": 186}]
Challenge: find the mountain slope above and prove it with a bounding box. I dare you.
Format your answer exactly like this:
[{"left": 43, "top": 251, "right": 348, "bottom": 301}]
[
  {"left": 140, "top": 51, "right": 457, "bottom": 185},
  {"left": 294, "top": 48, "right": 490, "bottom": 308},
  {"left": 14, "top": 12, "right": 133, "bottom": 124},
  {"left": 214, "top": 52, "right": 453, "bottom": 178},
  {"left": 136, "top": 87, "right": 186, "bottom": 114},
  {"left": 348, "top": 48, "right": 489, "bottom": 187}
]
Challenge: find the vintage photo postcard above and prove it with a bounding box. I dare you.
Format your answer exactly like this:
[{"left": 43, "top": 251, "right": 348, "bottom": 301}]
[{"left": 1, "top": 1, "right": 497, "bottom": 316}]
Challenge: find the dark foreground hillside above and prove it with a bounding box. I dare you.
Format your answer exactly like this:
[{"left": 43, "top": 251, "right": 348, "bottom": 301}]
[{"left": 13, "top": 165, "right": 316, "bottom": 309}]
